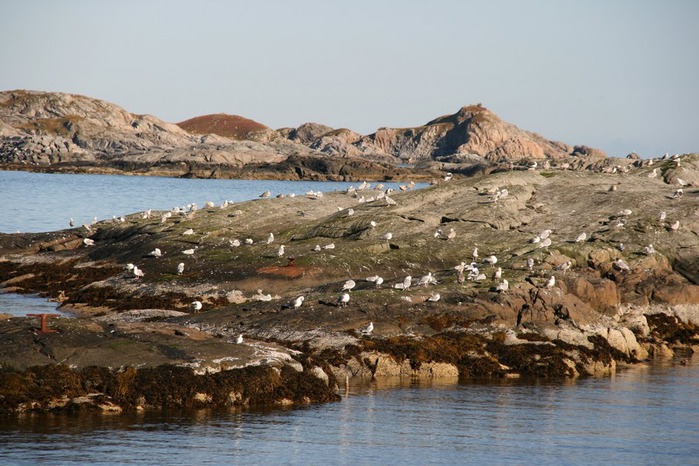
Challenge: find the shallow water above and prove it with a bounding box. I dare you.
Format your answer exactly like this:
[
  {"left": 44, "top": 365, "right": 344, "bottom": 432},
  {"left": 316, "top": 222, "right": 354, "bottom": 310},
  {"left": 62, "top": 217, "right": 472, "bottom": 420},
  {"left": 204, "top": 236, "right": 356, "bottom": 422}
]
[
  {"left": 0, "top": 170, "right": 419, "bottom": 233},
  {"left": 1, "top": 170, "right": 698, "bottom": 465},
  {"left": 0, "top": 291, "right": 70, "bottom": 317},
  {"left": 1, "top": 360, "right": 698, "bottom": 465}
]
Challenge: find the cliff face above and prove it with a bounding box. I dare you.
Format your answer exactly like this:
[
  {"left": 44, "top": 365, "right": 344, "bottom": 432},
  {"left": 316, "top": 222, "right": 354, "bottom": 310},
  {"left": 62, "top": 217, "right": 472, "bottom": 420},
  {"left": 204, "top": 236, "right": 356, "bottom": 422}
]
[{"left": 280, "top": 105, "right": 606, "bottom": 163}]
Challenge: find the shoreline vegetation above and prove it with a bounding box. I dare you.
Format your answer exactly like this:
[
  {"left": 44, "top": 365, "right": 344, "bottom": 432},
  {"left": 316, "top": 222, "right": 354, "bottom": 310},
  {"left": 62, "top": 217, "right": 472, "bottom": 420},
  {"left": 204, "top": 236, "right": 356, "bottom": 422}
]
[{"left": 2, "top": 154, "right": 699, "bottom": 415}]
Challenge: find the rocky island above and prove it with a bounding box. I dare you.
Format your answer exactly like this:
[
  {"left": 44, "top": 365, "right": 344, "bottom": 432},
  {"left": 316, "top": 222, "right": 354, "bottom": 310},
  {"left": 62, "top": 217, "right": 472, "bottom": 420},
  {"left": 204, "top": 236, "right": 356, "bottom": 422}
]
[{"left": 1, "top": 90, "right": 698, "bottom": 415}]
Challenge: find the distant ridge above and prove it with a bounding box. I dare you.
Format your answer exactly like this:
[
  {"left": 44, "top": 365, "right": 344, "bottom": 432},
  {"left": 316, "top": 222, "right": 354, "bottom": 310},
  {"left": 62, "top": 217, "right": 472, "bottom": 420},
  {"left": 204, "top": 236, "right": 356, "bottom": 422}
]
[{"left": 177, "top": 113, "right": 268, "bottom": 140}]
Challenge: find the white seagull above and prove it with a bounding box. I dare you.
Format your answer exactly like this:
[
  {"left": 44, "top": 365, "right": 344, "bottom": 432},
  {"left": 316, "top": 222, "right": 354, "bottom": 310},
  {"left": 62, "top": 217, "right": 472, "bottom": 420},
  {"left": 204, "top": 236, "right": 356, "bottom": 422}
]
[
  {"left": 292, "top": 296, "right": 305, "bottom": 308},
  {"left": 545, "top": 276, "right": 556, "bottom": 288},
  {"left": 177, "top": 262, "right": 185, "bottom": 275},
  {"left": 338, "top": 292, "right": 350, "bottom": 307},
  {"left": 360, "top": 321, "right": 374, "bottom": 335},
  {"left": 236, "top": 334, "right": 244, "bottom": 344},
  {"left": 484, "top": 255, "right": 498, "bottom": 267},
  {"left": 614, "top": 259, "right": 631, "bottom": 272},
  {"left": 342, "top": 280, "right": 356, "bottom": 292},
  {"left": 575, "top": 232, "right": 587, "bottom": 243},
  {"left": 190, "top": 300, "right": 203, "bottom": 312}
]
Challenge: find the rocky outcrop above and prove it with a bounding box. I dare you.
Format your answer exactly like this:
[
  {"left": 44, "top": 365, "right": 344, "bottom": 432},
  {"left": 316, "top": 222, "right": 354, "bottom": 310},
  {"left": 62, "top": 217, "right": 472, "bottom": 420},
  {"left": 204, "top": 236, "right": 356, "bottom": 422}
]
[
  {"left": 278, "top": 104, "right": 607, "bottom": 164},
  {"left": 0, "top": 90, "right": 327, "bottom": 175},
  {"left": 1, "top": 90, "right": 616, "bottom": 179}
]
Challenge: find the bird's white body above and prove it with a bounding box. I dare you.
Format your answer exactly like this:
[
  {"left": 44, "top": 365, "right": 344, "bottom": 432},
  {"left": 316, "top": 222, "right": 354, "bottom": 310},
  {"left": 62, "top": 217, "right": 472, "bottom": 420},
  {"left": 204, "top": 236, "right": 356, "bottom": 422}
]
[{"left": 342, "top": 280, "right": 356, "bottom": 292}]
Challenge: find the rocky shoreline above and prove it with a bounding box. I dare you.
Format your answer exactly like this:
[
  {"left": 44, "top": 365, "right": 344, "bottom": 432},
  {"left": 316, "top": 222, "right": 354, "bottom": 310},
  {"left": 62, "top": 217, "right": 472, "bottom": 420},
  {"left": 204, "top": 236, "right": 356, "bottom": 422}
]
[{"left": 2, "top": 153, "right": 698, "bottom": 415}]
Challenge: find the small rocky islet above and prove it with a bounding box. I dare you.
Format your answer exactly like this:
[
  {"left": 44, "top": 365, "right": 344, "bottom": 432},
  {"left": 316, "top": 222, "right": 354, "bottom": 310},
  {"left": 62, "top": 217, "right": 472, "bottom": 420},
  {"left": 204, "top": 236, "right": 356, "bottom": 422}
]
[{"left": 1, "top": 90, "right": 698, "bottom": 415}]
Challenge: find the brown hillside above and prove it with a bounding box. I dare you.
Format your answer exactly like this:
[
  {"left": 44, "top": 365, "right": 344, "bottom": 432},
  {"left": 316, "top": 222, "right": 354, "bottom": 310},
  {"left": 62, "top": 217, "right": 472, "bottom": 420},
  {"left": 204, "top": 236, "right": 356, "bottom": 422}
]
[{"left": 177, "top": 113, "right": 268, "bottom": 140}]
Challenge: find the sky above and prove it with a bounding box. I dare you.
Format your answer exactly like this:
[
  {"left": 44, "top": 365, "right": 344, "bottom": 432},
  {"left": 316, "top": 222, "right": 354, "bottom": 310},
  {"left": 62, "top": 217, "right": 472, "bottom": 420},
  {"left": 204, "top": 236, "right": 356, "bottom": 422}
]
[{"left": 1, "top": 0, "right": 697, "bottom": 158}]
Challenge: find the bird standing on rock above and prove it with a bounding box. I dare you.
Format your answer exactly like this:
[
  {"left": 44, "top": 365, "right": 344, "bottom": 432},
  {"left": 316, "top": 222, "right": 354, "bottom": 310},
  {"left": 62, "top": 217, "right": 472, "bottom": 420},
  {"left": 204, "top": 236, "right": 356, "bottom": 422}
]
[
  {"left": 360, "top": 322, "right": 374, "bottom": 335},
  {"left": 177, "top": 262, "right": 185, "bottom": 275},
  {"left": 236, "top": 334, "right": 244, "bottom": 344},
  {"left": 338, "top": 293, "right": 350, "bottom": 307},
  {"left": 496, "top": 279, "right": 509, "bottom": 292},
  {"left": 545, "top": 276, "right": 556, "bottom": 288},
  {"left": 190, "top": 301, "right": 202, "bottom": 312},
  {"left": 342, "top": 279, "right": 356, "bottom": 292}
]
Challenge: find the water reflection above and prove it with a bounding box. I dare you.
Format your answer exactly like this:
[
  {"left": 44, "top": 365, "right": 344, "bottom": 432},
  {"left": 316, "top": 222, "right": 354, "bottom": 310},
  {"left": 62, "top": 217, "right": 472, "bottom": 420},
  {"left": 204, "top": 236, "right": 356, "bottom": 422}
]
[
  {"left": 0, "top": 291, "right": 72, "bottom": 317},
  {"left": 1, "top": 358, "right": 698, "bottom": 465}
]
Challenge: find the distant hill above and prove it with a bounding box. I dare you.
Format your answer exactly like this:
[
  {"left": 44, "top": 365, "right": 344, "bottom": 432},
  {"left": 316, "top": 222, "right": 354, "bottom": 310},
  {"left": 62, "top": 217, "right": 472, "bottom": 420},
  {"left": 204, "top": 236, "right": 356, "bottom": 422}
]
[
  {"left": 177, "top": 113, "right": 268, "bottom": 140},
  {"left": 0, "top": 89, "right": 615, "bottom": 180},
  {"left": 282, "top": 104, "right": 606, "bottom": 163}
]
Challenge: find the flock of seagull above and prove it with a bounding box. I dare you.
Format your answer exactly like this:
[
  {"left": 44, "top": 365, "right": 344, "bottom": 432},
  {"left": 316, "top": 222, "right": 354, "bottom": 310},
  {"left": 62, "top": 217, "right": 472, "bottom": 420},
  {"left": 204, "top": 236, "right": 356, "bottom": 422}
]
[{"left": 69, "top": 154, "right": 694, "bottom": 338}]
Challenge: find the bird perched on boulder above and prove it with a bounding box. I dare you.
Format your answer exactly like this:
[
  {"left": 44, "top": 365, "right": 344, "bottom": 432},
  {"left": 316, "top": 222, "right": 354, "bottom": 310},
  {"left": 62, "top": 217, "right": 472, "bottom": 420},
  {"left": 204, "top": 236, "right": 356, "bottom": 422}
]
[
  {"left": 484, "top": 255, "right": 498, "bottom": 267},
  {"left": 526, "top": 258, "right": 535, "bottom": 271},
  {"left": 176, "top": 262, "right": 185, "bottom": 275},
  {"left": 556, "top": 260, "right": 572, "bottom": 273},
  {"left": 342, "top": 280, "right": 356, "bottom": 292},
  {"left": 545, "top": 276, "right": 556, "bottom": 288},
  {"left": 360, "top": 322, "right": 374, "bottom": 335},
  {"left": 495, "top": 279, "right": 509, "bottom": 292},
  {"left": 614, "top": 259, "right": 631, "bottom": 271},
  {"left": 338, "top": 293, "right": 350, "bottom": 307},
  {"left": 236, "top": 334, "right": 244, "bottom": 344},
  {"left": 190, "top": 301, "right": 202, "bottom": 312}
]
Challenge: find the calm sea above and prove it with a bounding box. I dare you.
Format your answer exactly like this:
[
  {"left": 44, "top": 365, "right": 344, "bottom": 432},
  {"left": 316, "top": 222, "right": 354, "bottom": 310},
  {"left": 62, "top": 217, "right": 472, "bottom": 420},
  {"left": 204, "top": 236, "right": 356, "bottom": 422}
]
[{"left": 1, "top": 170, "right": 698, "bottom": 465}]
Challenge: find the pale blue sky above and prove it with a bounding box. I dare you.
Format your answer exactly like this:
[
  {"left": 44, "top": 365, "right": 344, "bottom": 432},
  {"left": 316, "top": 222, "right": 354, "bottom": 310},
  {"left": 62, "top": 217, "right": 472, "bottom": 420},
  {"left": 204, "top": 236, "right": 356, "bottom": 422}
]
[{"left": 1, "top": 0, "right": 697, "bottom": 157}]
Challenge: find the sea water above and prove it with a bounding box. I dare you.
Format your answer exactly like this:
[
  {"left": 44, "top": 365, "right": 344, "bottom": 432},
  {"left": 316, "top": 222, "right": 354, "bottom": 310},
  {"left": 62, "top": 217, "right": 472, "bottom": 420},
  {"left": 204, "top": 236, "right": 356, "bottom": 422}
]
[{"left": 1, "top": 170, "right": 698, "bottom": 465}]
